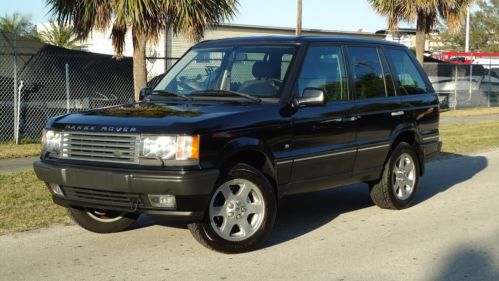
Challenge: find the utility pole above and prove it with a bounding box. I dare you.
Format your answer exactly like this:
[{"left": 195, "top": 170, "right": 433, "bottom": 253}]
[
  {"left": 465, "top": 6, "right": 470, "bottom": 52},
  {"left": 296, "top": 0, "right": 302, "bottom": 36}
]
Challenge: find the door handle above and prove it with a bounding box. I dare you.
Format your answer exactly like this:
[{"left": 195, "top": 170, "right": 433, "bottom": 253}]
[
  {"left": 391, "top": 111, "right": 404, "bottom": 117},
  {"left": 322, "top": 116, "right": 359, "bottom": 123},
  {"left": 342, "top": 116, "right": 358, "bottom": 122}
]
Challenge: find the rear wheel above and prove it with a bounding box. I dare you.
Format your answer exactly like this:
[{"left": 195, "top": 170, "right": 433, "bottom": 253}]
[
  {"left": 67, "top": 207, "right": 139, "bottom": 233},
  {"left": 369, "top": 142, "right": 420, "bottom": 210},
  {"left": 188, "top": 163, "right": 277, "bottom": 253}
]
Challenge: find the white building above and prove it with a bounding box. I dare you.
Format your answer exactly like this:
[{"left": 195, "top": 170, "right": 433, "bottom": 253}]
[{"left": 376, "top": 28, "right": 441, "bottom": 53}]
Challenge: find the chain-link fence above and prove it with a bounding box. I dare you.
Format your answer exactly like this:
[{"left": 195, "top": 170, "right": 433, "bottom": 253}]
[
  {"left": 423, "top": 62, "right": 499, "bottom": 109},
  {"left": 1, "top": 32, "right": 135, "bottom": 143}
]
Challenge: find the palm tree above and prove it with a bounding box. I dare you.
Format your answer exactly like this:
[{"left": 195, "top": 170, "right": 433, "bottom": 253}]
[
  {"left": 0, "top": 12, "right": 39, "bottom": 40},
  {"left": 368, "top": 0, "right": 474, "bottom": 63},
  {"left": 46, "top": 0, "right": 239, "bottom": 101},
  {"left": 38, "top": 22, "right": 86, "bottom": 49}
]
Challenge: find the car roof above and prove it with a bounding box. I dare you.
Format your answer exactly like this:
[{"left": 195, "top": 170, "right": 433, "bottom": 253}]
[{"left": 195, "top": 35, "right": 406, "bottom": 48}]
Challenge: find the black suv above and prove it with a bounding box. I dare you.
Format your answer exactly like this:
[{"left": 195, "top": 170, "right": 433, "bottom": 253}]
[{"left": 34, "top": 36, "right": 441, "bottom": 253}]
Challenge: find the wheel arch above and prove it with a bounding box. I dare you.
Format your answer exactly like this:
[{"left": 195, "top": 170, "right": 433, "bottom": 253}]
[
  {"left": 387, "top": 128, "right": 425, "bottom": 175},
  {"left": 215, "top": 137, "right": 278, "bottom": 196}
]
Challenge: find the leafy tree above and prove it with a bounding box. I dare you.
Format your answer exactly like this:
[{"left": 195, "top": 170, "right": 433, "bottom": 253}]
[
  {"left": 38, "top": 22, "right": 87, "bottom": 50},
  {"left": 46, "top": 0, "right": 239, "bottom": 101},
  {"left": 368, "top": 0, "right": 475, "bottom": 63},
  {"left": 0, "top": 12, "right": 39, "bottom": 40},
  {"left": 438, "top": 0, "right": 499, "bottom": 52}
]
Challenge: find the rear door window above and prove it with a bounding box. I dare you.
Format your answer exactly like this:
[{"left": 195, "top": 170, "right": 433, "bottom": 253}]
[
  {"left": 346, "top": 46, "right": 386, "bottom": 100},
  {"left": 385, "top": 48, "right": 429, "bottom": 95}
]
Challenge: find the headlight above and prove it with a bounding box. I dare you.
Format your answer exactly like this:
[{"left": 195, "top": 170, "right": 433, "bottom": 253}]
[
  {"left": 41, "top": 129, "right": 62, "bottom": 154},
  {"left": 140, "top": 135, "right": 199, "bottom": 161}
]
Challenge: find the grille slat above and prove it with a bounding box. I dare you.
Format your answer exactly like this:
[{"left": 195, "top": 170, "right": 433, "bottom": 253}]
[
  {"left": 63, "top": 186, "right": 141, "bottom": 207},
  {"left": 65, "top": 136, "right": 137, "bottom": 143},
  {"left": 65, "top": 152, "right": 134, "bottom": 159},
  {"left": 61, "top": 131, "right": 140, "bottom": 164},
  {"left": 66, "top": 146, "right": 135, "bottom": 154},
  {"left": 64, "top": 140, "right": 136, "bottom": 148}
]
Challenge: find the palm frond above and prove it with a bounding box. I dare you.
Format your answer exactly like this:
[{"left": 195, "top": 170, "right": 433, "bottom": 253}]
[
  {"left": 38, "top": 21, "right": 87, "bottom": 49},
  {"left": 368, "top": 0, "right": 474, "bottom": 32},
  {"left": 167, "top": 0, "right": 239, "bottom": 42},
  {"left": 0, "top": 12, "right": 38, "bottom": 39}
]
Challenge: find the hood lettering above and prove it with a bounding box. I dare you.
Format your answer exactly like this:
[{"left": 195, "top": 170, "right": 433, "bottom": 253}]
[{"left": 64, "top": 124, "right": 137, "bottom": 132}]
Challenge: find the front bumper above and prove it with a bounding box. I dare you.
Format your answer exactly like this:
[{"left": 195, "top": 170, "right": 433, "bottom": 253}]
[{"left": 33, "top": 160, "right": 219, "bottom": 221}]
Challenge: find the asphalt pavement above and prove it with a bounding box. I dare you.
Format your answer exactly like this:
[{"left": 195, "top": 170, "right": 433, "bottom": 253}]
[
  {"left": 1, "top": 149, "right": 498, "bottom": 281},
  {"left": 0, "top": 156, "right": 37, "bottom": 174}
]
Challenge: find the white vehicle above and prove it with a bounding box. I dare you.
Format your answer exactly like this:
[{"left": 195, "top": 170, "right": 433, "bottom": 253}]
[{"left": 472, "top": 58, "right": 499, "bottom": 69}]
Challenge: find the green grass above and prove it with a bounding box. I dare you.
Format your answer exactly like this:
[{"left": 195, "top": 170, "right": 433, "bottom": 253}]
[
  {"left": 441, "top": 107, "right": 499, "bottom": 118},
  {"left": 0, "top": 142, "right": 41, "bottom": 159},
  {"left": 0, "top": 171, "right": 69, "bottom": 235},
  {"left": 440, "top": 121, "right": 499, "bottom": 155}
]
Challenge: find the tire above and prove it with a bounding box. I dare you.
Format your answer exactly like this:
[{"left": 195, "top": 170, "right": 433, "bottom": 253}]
[
  {"left": 67, "top": 207, "right": 139, "bottom": 233},
  {"left": 369, "top": 142, "right": 420, "bottom": 210},
  {"left": 188, "top": 163, "right": 277, "bottom": 253}
]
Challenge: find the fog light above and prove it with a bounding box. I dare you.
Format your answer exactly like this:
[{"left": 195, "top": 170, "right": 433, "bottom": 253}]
[
  {"left": 148, "top": 194, "right": 176, "bottom": 209},
  {"left": 49, "top": 183, "right": 64, "bottom": 197}
]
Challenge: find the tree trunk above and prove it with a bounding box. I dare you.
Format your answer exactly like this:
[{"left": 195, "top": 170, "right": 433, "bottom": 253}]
[
  {"left": 132, "top": 29, "right": 147, "bottom": 102},
  {"left": 415, "top": 14, "right": 426, "bottom": 65}
]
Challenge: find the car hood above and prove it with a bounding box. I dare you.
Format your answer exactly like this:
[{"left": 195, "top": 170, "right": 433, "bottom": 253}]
[{"left": 49, "top": 101, "right": 287, "bottom": 135}]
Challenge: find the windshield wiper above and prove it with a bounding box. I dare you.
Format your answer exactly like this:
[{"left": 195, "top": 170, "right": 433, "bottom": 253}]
[
  {"left": 152, "top": 89, "right": 190, "bottom": 100},
  {"left": 193, "top": 90, "right": 261, "bottom": 103}
]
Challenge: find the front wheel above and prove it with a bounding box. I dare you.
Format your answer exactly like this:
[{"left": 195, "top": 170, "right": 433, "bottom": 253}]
[
  {"left": 67, "top": 207, "right": 139, "bottom": 233},
  {"left": 188, "top": 163, "right": 277, "bottom": 253},
  {"left": 369, "top": 142, "right": 420, "bottom": 210}
]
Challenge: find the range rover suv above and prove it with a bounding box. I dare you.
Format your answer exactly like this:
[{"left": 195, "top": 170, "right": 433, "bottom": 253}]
[{"left": 34, "top": 36, "right": 441, "bottom": 253}]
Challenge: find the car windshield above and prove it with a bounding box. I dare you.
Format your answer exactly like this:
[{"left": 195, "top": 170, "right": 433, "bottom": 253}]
[{"left": 153, "top": 45, "right": 297, "bottom": 99}]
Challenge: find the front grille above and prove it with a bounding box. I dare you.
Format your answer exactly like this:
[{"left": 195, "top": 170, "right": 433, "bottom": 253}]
[
  {"left": 63, "top": 186, "right": 142, "bottom": 208},
  {"left": 61, "top": 131, "right": 140, "bottom": 164}
]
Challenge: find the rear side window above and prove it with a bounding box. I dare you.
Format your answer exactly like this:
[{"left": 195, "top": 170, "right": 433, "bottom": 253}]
[
  {"left": 297, "top": 46, "right": 349, "bottom": 101},
  {"left": 385, "top": 48, "right": 429, "bottom": 95},
  {"left": 348, "top": 47, "right": 386, "bottom": 99},
  {"left": 347, "top": 46, "right": 386, "bottom": 99}
]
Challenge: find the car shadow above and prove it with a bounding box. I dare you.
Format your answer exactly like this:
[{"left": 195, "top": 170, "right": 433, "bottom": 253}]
[
  {"left": 129, "top": 216, "right": 188, "bottom": 231},
  {"left": 262, "top": 153, "right": 488, "bottom": 248},
  {"left": 264, "top": 183, "right": 372, "bottom": 248},
  {"left": 416, "top": 153, "right": 488, "bottom": 204},
  {"left": 129, "top": 153, "right": 488, "bottom": 249}
]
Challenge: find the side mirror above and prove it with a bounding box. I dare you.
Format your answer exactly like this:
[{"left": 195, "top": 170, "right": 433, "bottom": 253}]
[
  {"left": 294, "top": 88, "right": 327, "bottom": 107},
  {"left": 139, "top": 87, "right": 153, "bottom": 101}
]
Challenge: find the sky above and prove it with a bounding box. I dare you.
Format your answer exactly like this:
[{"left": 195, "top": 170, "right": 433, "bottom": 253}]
[{"left": 0, "top": 0, "right": 414, "bottom": 33}]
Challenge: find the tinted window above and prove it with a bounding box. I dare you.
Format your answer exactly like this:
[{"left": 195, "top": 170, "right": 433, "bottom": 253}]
[
  {"left": 298, "top": 46, "right": 349, "bottom": 101},
  {"left": 347, "top": 46, "right": 386, "bottom": 99},
  {"left": 385, "top": 48, "right": 429, "bottom": 95}
]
